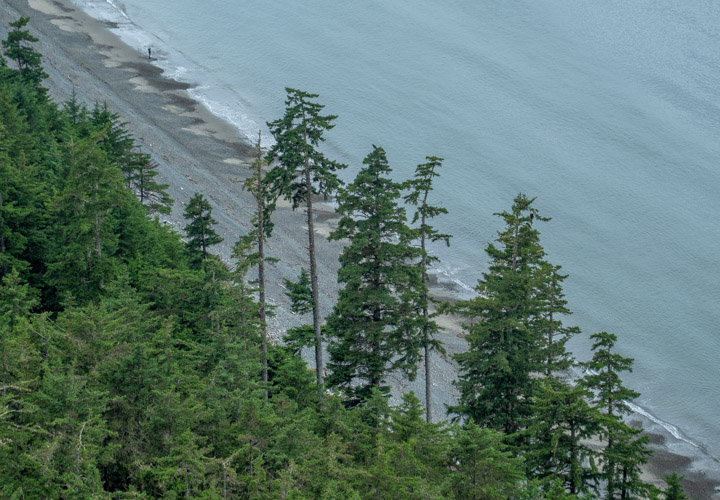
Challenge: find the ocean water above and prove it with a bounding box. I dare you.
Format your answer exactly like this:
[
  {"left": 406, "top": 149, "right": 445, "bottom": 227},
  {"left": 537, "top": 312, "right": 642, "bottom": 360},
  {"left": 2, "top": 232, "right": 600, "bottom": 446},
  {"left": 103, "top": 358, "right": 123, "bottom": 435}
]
[{"left": 70, "top": 0, "right": 720, "bottom": 460}]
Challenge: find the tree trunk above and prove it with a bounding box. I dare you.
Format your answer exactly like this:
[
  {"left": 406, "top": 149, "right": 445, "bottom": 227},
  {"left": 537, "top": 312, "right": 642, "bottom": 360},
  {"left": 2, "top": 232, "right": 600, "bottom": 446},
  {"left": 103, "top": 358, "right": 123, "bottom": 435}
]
[
  {"left": 569, "top": 419, "right": 577, "bottom": 494},
  {"left": 305, "top": 166, "right": 323, "bottom": 387},
  {"left": 299, "top": 111, "right": 324, "bottom": 390},
  {"left": 257, "top": 147, "right": 269, "bottom": 399},
  {"left": 94, "top": 213, "right": 102, "bottom": 257},
  {"left": 421, "top": 213, "right": 432, "bottom": 422},
  {"left": 0, "top": 190, "right": 6, "bottom": 276}
]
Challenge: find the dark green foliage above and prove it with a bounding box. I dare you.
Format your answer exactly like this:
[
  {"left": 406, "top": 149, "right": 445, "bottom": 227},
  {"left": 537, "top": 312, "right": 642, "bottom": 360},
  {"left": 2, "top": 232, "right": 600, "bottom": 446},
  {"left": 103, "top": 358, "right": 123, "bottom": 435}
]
[
  {"left": 45, "top": 132, "right": 126, "bottom": 303},
  {"left": 452, "top": 194, "right": 549, "bottom": 433},
  {"left": 282, "top": 268, "right": 316, "bottom": 355},
  {"left": 535, "top": 261, "right": 580, "bottom": 375},
  {"left": 265, "top": 88, "right": 346, "bottom": 209},
  {"left": 581, "top": 332, "right": 655, "bottom": 499},
  {"left": 183, "top": 192, "right": 223, "bottom": 264},
  {"left": 662, "top": 473, "right": 688, "bottom": 500},
  {"left": 63, "top": 87, "right": 86, "bottom": 126},
  {"left": 2, "top": 17, "right": 48, "bottom": 86},
  {"left": 326, "top": 146, "right": 425, "bottom": 402},
  {"left": 242, "top": 133, "right": 276, "bottom": 395},
  {"left": 0, "top": 89, "right": 51, "bottom": 283},
  {"left": 602, "top": 421, "right": 655, "bottom": 499},
  {"left": 442, "top": 422, "right": 525, "bottom": 499},
  {"left": 124, "top": 149, "right": 173, "bottom": 214},
  {"left": 403, "top": 156, "right": 451, "bottom": 249},
  {"left": 243, "top": 131, "right": 275, "bottom": 240},
  {"left": 0, "top": 31, "right": 663, "bottom": 498},
  {"left": 0, "top": 125, "right": 34, "bottom": 277},
  {"left": 283, "top": 267, "right": 313, "bottom": 315},
  {"left": 265, "top": 87, "right": 346, "bottom": 387},
  {"left": 522, "top": 378, "right": 599, "bottom": 496},
  {"left": 452, "top": 194, "right": 580, "bottom": 438},
  {"left": 89, "top": 102, "right": 134, "bottom": 160},
  {"left": 403, "top": 155, "right": 451, "bottom": 421},
  {"left": 581, "top": 332, "right": 640, "bottom": 418}
]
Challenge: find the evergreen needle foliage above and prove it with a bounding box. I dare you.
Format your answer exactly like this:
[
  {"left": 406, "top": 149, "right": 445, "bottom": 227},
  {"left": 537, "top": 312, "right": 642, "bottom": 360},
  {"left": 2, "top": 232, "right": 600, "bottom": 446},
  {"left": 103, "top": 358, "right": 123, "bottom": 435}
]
[
  {"left": 183, "top": 192, "right": 223, "bottom": 265},
  {"left": 452, "top": 194, "right": 551, "bottom": 433},
  {"left": 0, "top": 20, "right": 687, "bottom": 499},
  {"left": 326, "top": 146, "right": 425, "bottom": 403},
  {"left": 265, "top": 87, "right": 347, "bottom": 388},
  {"left": 403, "top": 155, "right": 451, "bottom": 422}
]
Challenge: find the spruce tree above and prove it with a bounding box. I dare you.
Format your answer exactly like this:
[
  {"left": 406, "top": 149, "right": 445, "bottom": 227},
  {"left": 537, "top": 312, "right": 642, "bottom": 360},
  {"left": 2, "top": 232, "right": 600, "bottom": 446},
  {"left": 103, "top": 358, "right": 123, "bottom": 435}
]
[
  {"left": 0, "top": 94, "right": 48, "bottom": 281},
  {"left": 442, "top": 423, "right": 525, "bottom": 499},
  {"left": 523, "top": 378, "right": 599, "bottom": 496},
  {"left": 183, "top": 192, "right": 223, "bottom": 265},
  {"left": 325, "top": 146, "right": 424, "bottom": 402},
  {"left": 265, "top": 88, "right": 346, "bottom": 387},
  {"left": 403, "top": 156, "right": 451, "bottom": 422},
  {"left": 662, "top": 473, "right": 688, "bottom": 500},
  {"left": 535, "top": 261, "right": 580, "bottom": 376},
  {"left": 242, "top": 132, "right": 276, "bottom": 395},
  {"left": 46, "top": 132, "right": 125, "bottom": 303},
  {"left": 581, "top": 332, "right": 654, "bottom": 499},
  {"left": 452, "top": 194, "right": 547, "bottom": 433},
  {"left": 89, "top": 102, "right": 133, "bottom": 161},
  {"left": 63, "top": 88, "right": 86, "bottom": 126},
  {"left": 0, "top": 268, "right": 38, "bottom": 398},
  {"left": 125, "top": 150, "right": 173, "bottom": 214},
  {"left": 0, "top": 124, "right": 28, "bottom": 277},
  {"left": 2, "top": 17, "right": 48, "bottom": 86}
]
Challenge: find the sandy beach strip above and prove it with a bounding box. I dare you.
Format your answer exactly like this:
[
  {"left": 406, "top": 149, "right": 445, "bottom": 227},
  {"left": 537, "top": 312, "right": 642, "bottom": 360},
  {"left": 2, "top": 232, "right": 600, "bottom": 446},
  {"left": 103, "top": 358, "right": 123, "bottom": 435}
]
[{"left": 2, "top": 0, "right": 719, "bottom": 496}]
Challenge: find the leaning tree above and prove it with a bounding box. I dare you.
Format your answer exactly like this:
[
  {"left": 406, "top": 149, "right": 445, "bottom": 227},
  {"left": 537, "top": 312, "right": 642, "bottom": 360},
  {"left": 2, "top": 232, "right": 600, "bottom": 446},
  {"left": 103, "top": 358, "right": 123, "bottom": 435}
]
[{"left": 265, "top": 88, "right": 346, "bottom": 387}]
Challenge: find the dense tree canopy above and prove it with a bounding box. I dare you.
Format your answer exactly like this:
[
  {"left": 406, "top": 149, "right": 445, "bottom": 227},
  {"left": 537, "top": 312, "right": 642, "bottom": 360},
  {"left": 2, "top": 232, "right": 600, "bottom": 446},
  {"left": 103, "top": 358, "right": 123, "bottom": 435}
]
[{"left": 0, "top": 19, "right": 686, "bottom": 499}]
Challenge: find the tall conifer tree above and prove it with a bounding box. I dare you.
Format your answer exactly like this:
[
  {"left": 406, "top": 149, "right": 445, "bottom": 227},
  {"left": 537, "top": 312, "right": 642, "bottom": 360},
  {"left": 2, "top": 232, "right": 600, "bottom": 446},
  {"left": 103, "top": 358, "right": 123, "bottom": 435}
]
[
  {"left": 47, "top": 132, "right": 125, "bottom": 303},
  {"left": 2, "top": 17, "right": 48, "bottom": 86},
  {"left": 325, "top": 146, "right": 424, "bottom": 402},
  {"left": 535, "top": 261, "right": 580, "bottom": 376},
  {"left": 124, "top": 150, "right": 173, "bottom": 214},
  {"left": 403, "top": 156, "right": 450, "bottom": 422},
  {"left": 265, "top": 88, "right": 346, "bottom": 387},
  {"left": 662, "top": 473, "right": 688, "bottom": 500},
  {"left": 242, "top": 132, "right": 276, "bottom": 395},
  {"left": 452, "top": 194, "right": 547, "bottom": 433},
  {"left": 581, "top": 332, "right": 654, "bottom": 499},
  {"left": 522, "top": 378, "right": 599, "bottom": 495}
]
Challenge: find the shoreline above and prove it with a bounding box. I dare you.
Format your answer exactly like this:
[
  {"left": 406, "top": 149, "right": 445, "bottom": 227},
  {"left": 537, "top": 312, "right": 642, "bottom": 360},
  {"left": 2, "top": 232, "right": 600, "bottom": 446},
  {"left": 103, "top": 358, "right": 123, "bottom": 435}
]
[{"left": 3, "top": 0, "right": 719, "bottom": 496}]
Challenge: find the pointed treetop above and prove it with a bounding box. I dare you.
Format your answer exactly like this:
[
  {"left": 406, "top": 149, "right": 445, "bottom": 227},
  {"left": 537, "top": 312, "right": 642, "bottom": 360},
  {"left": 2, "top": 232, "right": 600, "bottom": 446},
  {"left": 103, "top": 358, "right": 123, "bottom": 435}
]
[
  {"left": 264, "top": 88, "right": 347, "bottom": 209},
  {"left": 403, "top": 155, "right": 451, "bottom": 246}
]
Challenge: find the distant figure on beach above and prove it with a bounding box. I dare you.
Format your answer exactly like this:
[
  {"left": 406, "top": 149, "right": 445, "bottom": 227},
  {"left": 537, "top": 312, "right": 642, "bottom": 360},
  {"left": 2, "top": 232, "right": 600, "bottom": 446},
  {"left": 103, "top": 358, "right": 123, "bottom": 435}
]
[{"left": 148, "top": 47, "right": 152, "bottom": 60}]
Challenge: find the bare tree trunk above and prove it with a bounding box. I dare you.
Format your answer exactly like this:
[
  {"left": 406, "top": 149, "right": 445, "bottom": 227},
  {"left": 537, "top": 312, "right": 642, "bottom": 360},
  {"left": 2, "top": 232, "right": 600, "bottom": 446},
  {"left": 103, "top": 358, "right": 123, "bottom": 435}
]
[
  {"left": 94, "top": 213, "right": 102, "bottom": 257},
  {"left": 421, "top": 214, "right": 432, "bottom": 422},
  {"left": 0, "top": 192, "right": 4, "bottom": 252},
  {"left": 305, "top": 170, "right": 323, "bottom": 387},
  {"left": 424, "top": 343, "right": 431, "bottom": 421},
  {"left": 0, "top": 191, "right": 6, "bottom": 276},
  {"left": 222, "top": 462, "right": 228, "bottom": 499},
  {"left": 301, "top": 116, "right": 323, "bottom": 389},
  {"left": 256, "top": 134, "right": 269, "bottom": 399}
]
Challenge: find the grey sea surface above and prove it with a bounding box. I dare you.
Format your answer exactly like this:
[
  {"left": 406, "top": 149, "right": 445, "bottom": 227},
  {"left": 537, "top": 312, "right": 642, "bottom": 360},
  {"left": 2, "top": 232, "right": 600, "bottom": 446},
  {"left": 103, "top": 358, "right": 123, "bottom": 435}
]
[{"left": 70, "top": 0, "right": 720, "bottom": 461}]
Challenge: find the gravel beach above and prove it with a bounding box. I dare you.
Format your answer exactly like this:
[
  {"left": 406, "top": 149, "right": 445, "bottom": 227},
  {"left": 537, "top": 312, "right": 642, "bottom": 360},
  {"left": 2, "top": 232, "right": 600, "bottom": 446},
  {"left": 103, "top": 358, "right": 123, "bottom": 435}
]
[
  {"left": 0, "top": 0, "right": 467, "bottom": 419},
  {"left": 2, "top": 0, "right": 719, "bottom": 496}
]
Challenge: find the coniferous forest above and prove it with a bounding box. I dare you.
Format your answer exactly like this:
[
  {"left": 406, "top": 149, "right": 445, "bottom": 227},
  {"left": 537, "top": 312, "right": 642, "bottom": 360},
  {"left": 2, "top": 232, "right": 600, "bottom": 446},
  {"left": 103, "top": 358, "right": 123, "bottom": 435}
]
[{"left": 1, "top": 18, "right": 690, "bottom": 499}]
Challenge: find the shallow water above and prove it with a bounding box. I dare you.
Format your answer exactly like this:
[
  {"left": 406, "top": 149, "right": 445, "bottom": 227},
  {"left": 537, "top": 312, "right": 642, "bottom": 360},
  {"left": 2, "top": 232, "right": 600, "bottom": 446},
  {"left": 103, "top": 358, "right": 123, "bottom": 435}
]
[{"left": 71, "top": 0, "right": 720, "bottom": 459}]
